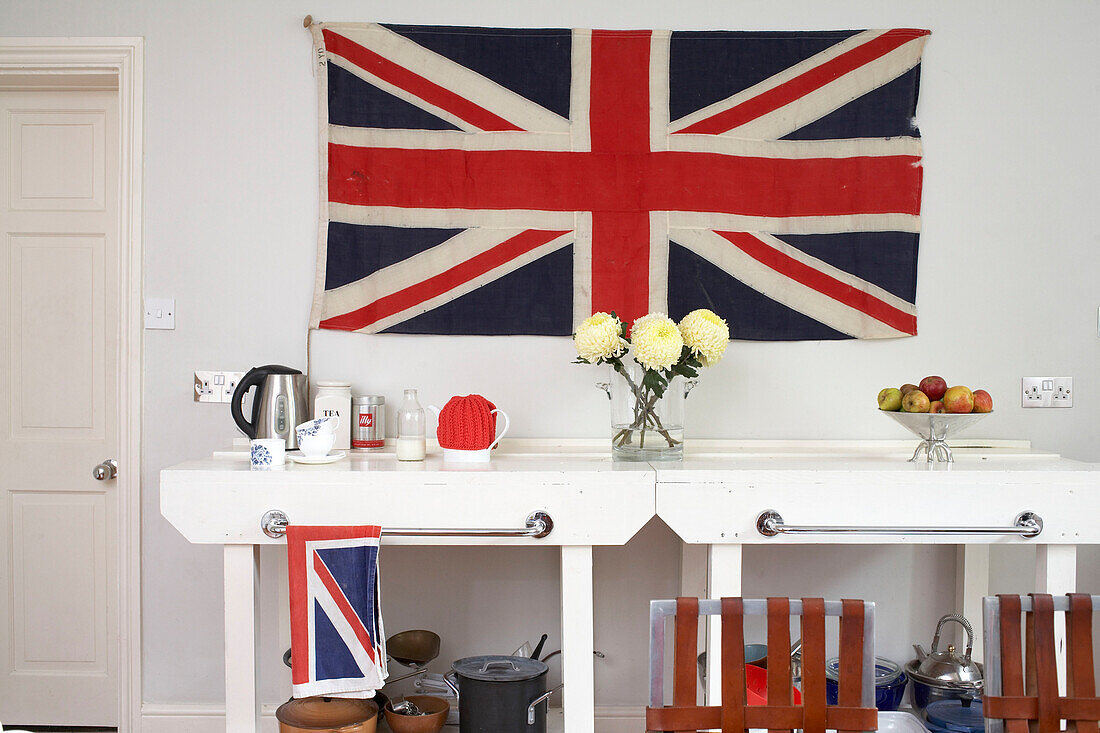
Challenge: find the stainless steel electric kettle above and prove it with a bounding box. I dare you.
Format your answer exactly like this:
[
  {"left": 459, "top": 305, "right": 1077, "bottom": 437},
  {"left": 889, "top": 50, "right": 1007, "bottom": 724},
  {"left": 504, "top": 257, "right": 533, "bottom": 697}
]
[{"left": 231, "top": 365, "right": 309, "bottom": 449}]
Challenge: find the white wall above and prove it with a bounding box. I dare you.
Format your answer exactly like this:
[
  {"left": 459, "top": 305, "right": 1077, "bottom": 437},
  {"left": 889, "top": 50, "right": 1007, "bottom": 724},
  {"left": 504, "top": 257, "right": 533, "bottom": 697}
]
[{"left": 4, "top": 0, "right": 1100, "bottom": 712}]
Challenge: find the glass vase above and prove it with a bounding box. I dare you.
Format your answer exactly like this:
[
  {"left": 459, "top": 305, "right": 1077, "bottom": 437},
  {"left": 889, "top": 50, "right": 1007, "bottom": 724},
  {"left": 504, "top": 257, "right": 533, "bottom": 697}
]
[{"left": 599, "top": 363, "right": 696, "bottom": 462}]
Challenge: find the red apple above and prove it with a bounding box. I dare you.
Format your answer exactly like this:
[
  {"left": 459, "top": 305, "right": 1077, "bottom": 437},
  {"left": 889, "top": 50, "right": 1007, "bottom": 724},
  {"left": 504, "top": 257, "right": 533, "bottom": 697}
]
[
  {"left": 943, "top": 385, "right": 975, "bottom": 413},
  {"left": 919, "top": 376, "right": 948, "bottom": 402},
  {"left": 972, "top": 389, "right": 993, "bottom": 413},
  {"left": 900, "top": 383, "right": 919, "bottom": 395},
  {"left": 902, "top": 389, "right": 931, "bottom": 413},
  {"left": 929, "top": 400, "right": 946, "bottom": 413}
]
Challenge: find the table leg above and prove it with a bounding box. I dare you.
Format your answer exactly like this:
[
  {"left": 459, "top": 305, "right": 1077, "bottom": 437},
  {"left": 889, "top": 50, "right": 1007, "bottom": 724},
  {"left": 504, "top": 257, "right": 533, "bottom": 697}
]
[
  {"left": 1035, "top": 544, "right": 1076, "bottom": 695},
  {"left": 561, "top": 545, "right": 594, "bottom": 733},
  {"left": 955, "top": 545, "right": 989, "bottom": 660},
  {"left": 224, "top": 544, "right": 261, "bottom": 733},
  {"left": 705, "top": 543, "right": 742, "bottom": 705},
  {"left": 679, "top": 542, "right": 709, "bottom": 702}
]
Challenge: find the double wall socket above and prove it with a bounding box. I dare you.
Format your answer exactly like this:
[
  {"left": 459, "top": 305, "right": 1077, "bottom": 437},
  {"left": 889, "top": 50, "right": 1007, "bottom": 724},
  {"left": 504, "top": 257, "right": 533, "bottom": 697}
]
[
  {"left": 1021, "top": 377, "right": 1073, "bottom": 408},
  {"left": 194, "top": 371, "right": 245, "bottom": 403}
]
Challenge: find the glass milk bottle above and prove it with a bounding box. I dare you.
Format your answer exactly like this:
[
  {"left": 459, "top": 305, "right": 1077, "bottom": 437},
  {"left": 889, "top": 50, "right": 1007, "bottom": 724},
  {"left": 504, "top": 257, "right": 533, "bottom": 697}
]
[
  {"left": 314, "top": 381, "right": 351, "bottom": 450},
  {"left": 396, "top": 389, "right": 426, "bottom": 461}
]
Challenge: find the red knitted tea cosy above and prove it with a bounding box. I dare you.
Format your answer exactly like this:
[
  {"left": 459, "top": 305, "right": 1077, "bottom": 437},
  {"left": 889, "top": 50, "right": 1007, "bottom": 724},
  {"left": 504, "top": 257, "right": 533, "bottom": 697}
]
[{"left": 436, "top": 395, "right": 498, "bottom": 450}]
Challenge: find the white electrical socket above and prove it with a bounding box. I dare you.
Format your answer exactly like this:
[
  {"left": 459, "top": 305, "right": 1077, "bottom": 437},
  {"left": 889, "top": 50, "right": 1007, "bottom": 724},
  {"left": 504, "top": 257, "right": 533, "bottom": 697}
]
[
  {"left": 194, "top": 371, "right": 245, "bottom": 403},
  {"left": 1021, "top": 377, "right": 1073, "bottom": 408}
]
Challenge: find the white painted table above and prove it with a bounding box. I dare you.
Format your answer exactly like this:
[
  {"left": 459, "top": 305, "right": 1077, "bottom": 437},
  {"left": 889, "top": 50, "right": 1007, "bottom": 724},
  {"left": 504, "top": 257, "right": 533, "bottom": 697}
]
[
  {"left": 161, "top": 440, "right": 1100, "bottom": 731},
  {"left": 654, "top": 443, "right": 1100, "bottom": 702},
  {"left": 160, "top": 446, "right": 655, "bottom": 733}
]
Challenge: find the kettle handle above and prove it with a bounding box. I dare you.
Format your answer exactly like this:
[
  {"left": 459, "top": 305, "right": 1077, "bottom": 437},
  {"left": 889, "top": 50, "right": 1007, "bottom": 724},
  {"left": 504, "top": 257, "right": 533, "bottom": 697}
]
[
  {"left": 231, "top": 366, "right": 271, "bottom": 439},
  {"left": 931, "top": 613, "right": 975, "bottom": 662}
]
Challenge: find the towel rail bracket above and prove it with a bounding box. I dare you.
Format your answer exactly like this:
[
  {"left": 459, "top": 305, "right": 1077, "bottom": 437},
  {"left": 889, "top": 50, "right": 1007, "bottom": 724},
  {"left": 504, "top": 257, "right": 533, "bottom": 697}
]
[{"left": 260, "top": 509, "right": 554, "bottom": 540}]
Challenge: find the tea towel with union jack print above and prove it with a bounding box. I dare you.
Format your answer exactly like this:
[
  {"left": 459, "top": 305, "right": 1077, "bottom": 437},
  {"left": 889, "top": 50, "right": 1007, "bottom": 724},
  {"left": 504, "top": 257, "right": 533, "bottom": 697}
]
[
  {"left": 308, "top": 23, "right": 929, "bottom": 340},
  {"left": 287, "top": 525, "right": 388, "bottom": 698}
]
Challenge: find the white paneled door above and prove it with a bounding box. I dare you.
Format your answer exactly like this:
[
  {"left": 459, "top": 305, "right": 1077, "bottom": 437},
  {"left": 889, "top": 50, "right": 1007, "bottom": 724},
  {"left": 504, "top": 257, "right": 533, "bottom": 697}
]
[{"left": 0, "top": 88, "right": 120, "bottom": 725}]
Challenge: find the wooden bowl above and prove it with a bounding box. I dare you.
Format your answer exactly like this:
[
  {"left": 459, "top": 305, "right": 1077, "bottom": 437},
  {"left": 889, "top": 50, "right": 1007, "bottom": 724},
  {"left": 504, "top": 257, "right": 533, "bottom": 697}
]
[{"left": 383, "top": 695, "right": 448, "bottom": 733}]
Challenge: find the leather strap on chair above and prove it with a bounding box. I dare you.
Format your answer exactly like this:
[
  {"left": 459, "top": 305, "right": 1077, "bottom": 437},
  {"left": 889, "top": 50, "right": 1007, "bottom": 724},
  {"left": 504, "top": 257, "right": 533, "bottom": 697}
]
[
  {"left": 800, "top": 598, "right": 827, "bottom": 733},
  {"left": 984, "top": 697, "right": 1100, "bottom": 721},
  {"left": 720, "top": 598, "right": 746, "bottom": 733},
  {"left": 998, "top": 593, "right": 1029, "bottom": 733},
  {"left": 1030, "top": 594, "right": 1059, "bottom": 733},
  {"left": 646, "top": 704, "right": 878, "bottom": 732},
  {"left": 767, "top": 597, "right": 792, "bottom": 733},
  {"left": 1067, "top": 594, "right": 1098, "bottom": 733},
  {"left": 674, "top": 597, "right": 700, "bottom": 718},
  {"left": 838, "top": 599, "right": 865, "bottom": 716}
]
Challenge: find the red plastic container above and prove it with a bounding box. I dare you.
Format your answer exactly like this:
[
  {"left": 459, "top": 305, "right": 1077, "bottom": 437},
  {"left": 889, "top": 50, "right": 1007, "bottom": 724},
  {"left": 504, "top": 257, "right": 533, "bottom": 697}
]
[{"left": 746, "top": 663, "right": 803, "bottom": 706}]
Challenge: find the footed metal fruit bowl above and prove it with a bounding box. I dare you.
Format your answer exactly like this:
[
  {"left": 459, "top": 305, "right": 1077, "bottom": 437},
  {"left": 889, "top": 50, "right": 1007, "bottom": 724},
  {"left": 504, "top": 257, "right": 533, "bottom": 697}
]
[{"left": 884, "top": 411, "right": 990, "bottom": 463}]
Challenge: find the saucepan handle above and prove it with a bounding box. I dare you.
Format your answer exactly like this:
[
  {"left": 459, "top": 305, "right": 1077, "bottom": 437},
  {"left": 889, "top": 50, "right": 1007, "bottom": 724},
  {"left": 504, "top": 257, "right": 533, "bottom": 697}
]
[
  {"left": 528, "top": 684, "right": 563, "bottom": 725},
  {"left": 443, "top": 670, "right": 460, "bottom": 699}
]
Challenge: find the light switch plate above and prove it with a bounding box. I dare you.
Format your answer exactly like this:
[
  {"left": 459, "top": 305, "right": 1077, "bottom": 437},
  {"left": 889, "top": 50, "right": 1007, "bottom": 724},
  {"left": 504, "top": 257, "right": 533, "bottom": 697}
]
[
  {"left": 144, "top": 297, "right": 175, "bottom": 329},
  {"left": 1021, "top": 377, "right": 1073, "bottom": 408}
]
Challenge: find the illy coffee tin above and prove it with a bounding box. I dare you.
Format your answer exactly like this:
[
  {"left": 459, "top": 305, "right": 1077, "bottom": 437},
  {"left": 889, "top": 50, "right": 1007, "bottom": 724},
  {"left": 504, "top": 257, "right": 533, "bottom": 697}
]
[{"left": 352, "top": 395, "right": 385, "bottom": 450}]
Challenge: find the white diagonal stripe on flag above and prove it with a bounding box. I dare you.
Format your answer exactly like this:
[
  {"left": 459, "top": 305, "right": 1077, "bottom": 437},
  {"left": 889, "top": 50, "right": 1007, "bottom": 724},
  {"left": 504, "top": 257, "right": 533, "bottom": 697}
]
[
  {"left": 670, "top": 228, "right": 914, "bottom": 338},
  {"left": 670, "top": 30, "right": 889, "bottom": 133},
  {"left": 324, "top": 228, "right": 575, "bottom": 333},
  {"left": 669, "top": 29, "right": 927, "bottom": 140},
  {"left": 326, "top": 53, "right": 480, "bottom": 133},
  {"left": 327, "top": 23, "right": 571, "bottom": 134},
  {"left": 729, "top": 37, "right": 928, "bottom": 140}
]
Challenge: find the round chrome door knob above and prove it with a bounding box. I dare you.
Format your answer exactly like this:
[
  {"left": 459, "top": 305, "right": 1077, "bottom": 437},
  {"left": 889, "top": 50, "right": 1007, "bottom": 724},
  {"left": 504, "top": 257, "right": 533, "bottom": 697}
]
[{"left": 93, "top": 459, "right": 118, "bottom": 481}]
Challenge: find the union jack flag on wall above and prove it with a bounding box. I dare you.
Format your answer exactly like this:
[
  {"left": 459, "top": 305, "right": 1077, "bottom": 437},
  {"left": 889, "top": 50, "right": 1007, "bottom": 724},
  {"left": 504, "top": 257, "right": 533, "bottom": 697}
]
[
  {"left": 287, "top": 525, "right": 388, "bottom": 698},
  {"left": 308, "top": 23, "right": 929, "bottom": 339}
]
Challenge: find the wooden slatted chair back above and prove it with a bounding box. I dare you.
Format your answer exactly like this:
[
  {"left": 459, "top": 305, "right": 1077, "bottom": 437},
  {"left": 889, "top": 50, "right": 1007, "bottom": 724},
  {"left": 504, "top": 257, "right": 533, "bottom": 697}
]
[
  {"left": 646, "top": 597, "right": 878, "bottom": 733},
  {"left": 983, "top": 594, "right": 1100, "bottom": 733}
]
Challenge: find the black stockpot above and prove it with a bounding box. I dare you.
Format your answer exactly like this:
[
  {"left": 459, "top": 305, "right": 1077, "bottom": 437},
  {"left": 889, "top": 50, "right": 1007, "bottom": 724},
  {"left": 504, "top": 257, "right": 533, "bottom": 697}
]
[{"left": 447, "top": 655, "right": 558, "bottom": 733}]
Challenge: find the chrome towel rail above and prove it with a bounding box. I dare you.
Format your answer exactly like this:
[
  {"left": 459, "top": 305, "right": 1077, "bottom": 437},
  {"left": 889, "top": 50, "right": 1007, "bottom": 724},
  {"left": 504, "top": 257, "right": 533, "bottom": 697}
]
[
  {"left": 260, "top": 509, "right": 554, "bottom": 539},
  {"left": 756, "top": 509, "right": 1042, "bottom": 538}
]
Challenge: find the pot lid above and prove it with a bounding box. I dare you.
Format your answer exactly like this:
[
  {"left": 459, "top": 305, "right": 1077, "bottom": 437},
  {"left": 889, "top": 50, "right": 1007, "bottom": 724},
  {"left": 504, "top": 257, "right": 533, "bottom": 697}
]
[
  {"left": 925, "top": 699, "right": 984, "bottom": 733},
  {"left": 452, "top": 655, "right": 547, "bottom": 682},
  {"left": 825, "top": 656, "right": 904, "bottom": 686},
  {"left": 275, "top": 696, "right": 378, "bottom": 729},
  {"left": 911, "top": 613, "right": 984, "bottom": 687}
]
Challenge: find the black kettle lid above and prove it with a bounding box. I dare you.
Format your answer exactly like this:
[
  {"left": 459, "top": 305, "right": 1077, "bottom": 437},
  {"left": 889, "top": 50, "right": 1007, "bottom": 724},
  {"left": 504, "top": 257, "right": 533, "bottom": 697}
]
[{"left": 252, "top": 364, "right": 302, "bottom": 375}]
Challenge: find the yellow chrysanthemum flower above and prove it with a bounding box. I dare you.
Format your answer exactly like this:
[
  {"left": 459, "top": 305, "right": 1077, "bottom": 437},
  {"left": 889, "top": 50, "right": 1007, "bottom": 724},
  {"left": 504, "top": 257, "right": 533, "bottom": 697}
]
[
  {"left": 678, "top": 309, "right": 730, "bottom": 367},
  {"left": 573, "top": 312, "right": 627, "bottom": 364},
  {"left": 631, "top": 313, "right": 684, "bottom": 371}
]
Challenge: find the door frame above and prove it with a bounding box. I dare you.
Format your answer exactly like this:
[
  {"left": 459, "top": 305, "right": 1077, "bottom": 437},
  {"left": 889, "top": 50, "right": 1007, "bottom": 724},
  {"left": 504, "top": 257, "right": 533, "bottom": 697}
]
[{"left": 0, "top": 38, "right": 144, "bottom": 732}]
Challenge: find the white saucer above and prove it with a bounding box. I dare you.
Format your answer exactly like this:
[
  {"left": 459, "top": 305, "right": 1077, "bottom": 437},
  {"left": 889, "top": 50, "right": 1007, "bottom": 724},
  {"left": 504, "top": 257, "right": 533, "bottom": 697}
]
[{"left": 288, "top": 450, "right": 346, "bottom": 465}]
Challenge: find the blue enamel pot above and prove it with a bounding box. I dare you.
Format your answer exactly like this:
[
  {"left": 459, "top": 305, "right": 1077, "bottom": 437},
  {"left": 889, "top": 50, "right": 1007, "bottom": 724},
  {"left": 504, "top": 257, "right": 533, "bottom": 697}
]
[{"left": 824, "top": 656, "right": 908, "bottom": 711}]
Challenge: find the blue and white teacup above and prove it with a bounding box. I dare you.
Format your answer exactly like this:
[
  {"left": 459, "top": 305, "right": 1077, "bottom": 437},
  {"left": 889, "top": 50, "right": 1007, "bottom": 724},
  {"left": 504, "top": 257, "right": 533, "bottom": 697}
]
[
  {"left": 250, "top": 438, "right": 286, "bottom": 470},
  {"left": 295, "top": 418, "right": 339, "bottom": 458},
  {"left": 295, "top": 416, "right": 340, "bottom": 438}
]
